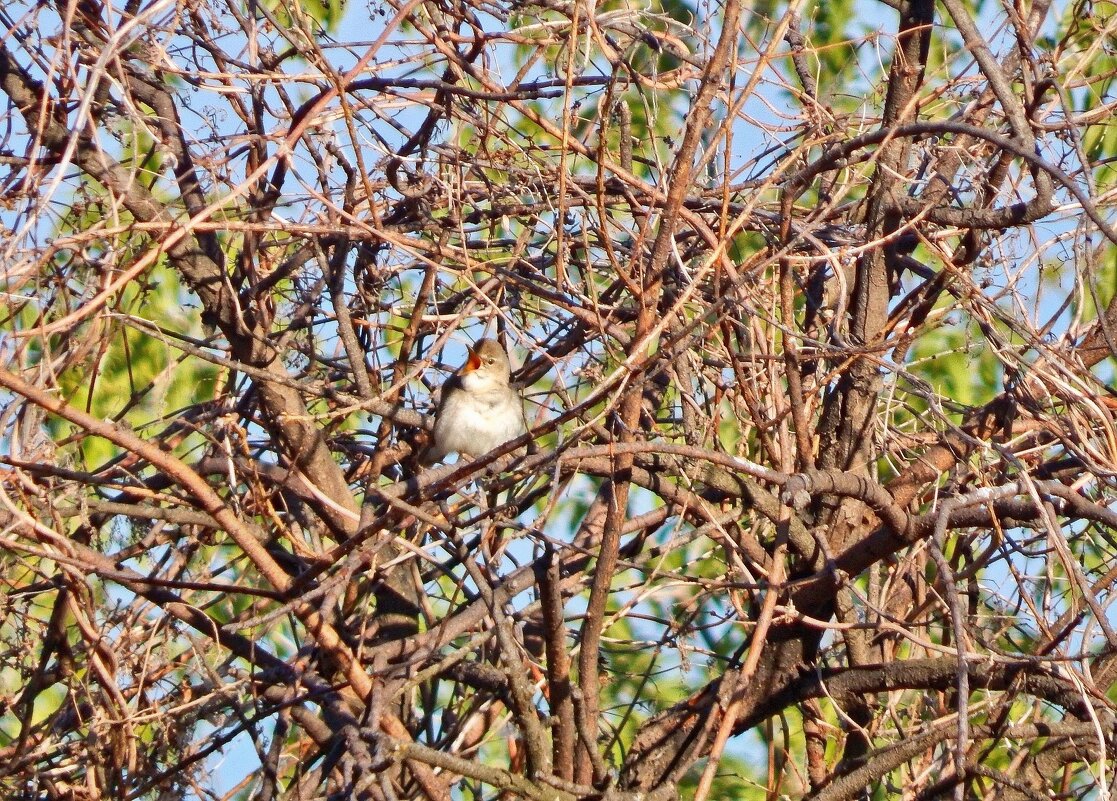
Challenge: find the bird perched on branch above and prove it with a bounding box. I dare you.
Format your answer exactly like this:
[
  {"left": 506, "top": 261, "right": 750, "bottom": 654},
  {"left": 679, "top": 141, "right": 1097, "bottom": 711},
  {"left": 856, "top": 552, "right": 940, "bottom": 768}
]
[{"left": 420, "top": 339, "right": 527, "bottom": 466}]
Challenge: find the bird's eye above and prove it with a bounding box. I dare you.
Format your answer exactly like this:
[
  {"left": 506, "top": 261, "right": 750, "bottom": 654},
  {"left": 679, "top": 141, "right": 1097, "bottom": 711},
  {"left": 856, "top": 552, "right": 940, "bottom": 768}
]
[{"left": 485, "top": 357, "right": 495, "bottom": 365}]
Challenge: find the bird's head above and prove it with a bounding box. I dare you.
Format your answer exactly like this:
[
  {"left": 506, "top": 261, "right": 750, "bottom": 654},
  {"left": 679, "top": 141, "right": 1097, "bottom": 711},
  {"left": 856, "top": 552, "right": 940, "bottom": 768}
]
[{"left": 457, "top": 338, "right": 513, "bottom": 390}]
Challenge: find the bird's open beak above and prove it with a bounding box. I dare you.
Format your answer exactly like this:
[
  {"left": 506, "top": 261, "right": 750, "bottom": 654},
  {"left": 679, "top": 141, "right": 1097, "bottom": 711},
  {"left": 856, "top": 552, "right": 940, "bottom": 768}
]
[{"left": 460, "top": 347, "right": 482, "bottom": 374}]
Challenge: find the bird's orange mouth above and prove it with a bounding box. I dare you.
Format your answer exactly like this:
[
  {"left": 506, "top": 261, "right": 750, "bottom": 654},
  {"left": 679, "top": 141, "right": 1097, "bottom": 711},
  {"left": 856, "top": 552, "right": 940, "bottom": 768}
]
[{"left": 461, "top": 348, "right": 482, "bottom": 373}]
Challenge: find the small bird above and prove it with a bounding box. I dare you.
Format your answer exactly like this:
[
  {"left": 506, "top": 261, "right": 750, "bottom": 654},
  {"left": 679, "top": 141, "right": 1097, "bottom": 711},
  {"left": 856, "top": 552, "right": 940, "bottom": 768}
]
[{"left": 421, "top": 339, "right": 527, "bottom": 466}]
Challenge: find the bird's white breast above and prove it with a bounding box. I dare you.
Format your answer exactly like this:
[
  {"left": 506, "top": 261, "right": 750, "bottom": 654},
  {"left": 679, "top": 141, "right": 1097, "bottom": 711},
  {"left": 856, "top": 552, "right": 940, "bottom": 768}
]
[{"left": 432, "top": 381, "right": 526, "bottom": 459}]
